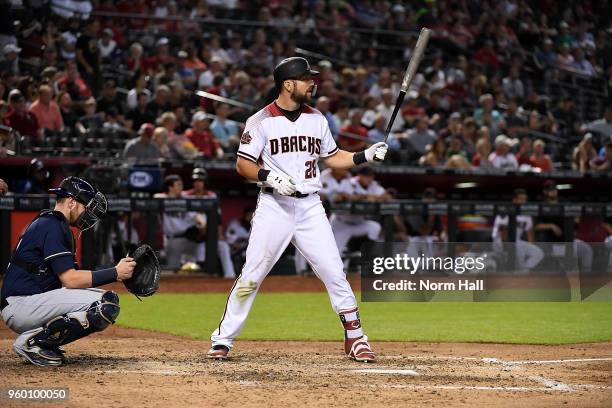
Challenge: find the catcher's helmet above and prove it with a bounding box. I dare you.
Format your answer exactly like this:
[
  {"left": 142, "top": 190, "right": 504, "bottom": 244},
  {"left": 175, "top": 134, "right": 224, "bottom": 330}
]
[
  {"left": 49, "top": 176, "right": 107, "bottom": 231},
  {"left": 273, "top": 57, "right": 319, "bottom": 88}
]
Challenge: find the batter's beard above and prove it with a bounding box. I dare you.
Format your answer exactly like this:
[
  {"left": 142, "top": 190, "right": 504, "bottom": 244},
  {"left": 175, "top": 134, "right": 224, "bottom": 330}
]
[{"left": 290, "top": 88, "right": 311, "bottom": 105}]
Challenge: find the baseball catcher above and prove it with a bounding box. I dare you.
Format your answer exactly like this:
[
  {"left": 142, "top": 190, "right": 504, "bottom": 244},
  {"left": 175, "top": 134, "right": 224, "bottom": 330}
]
[{"left": 0, "top": 176, "right": 156, "bottom": 367}]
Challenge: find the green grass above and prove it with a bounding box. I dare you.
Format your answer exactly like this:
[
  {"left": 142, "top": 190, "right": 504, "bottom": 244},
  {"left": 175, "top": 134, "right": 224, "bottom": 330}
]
[{"left": 116, "top": 293, "right": 612, "bottom": 344}]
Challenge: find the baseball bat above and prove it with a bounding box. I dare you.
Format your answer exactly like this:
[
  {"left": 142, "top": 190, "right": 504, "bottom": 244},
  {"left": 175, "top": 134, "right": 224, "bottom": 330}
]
[{"left": 382, "top": 28, "right": 432, "bottom": 144}]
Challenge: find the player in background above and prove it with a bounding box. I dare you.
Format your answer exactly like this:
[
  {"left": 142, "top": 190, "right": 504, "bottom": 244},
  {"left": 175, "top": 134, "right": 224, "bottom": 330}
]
[
  {"left": 208, "top": 57, "right": 387, "bottom": 362},
  {"left": 492, "top": 188, "right": 544, "bottom": 273}
]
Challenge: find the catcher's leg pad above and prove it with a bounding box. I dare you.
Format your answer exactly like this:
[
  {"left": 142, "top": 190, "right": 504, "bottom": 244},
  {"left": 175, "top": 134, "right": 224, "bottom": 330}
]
[
  {"left": 339, "top": 307, "right": 375, "bottom": 362},
  {"left": 31, "top": 291, "right": 120, "bottom": 349}
]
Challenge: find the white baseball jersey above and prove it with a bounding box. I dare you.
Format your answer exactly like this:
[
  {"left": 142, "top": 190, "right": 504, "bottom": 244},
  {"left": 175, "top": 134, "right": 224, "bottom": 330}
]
[
  {"left": 211, "top": 102, "right": 362, "bottom": 350},
  {"left": 236, "top": 102, "right": 339, "bottom": 194},
  {"left": 335, "top": 176, "right": 386, "bottom": 225},
  {"left": 320, "top": 168, "right": 352, "bottom": 201},
  {"left": 225, "top": 219, "right": 250, "bottom": 245},
  {"left": 492, "top": 215, "right": 533, "bottom": 242}
]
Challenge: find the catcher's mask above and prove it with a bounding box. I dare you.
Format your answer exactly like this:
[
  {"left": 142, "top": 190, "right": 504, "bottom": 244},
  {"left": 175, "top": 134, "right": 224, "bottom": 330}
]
[{"left": 49, "top": 176, "right": 107, "bottom": 231}]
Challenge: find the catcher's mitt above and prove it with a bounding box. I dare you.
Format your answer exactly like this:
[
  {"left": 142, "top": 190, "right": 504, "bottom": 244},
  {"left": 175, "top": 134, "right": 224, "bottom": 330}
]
[{"left": 123, "top": 244, "right": 161, "bottom": 298}]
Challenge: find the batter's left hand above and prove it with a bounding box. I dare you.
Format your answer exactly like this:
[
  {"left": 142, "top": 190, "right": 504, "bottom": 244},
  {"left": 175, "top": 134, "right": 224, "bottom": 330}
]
[{"left": 365, "top": 142, "right": 388, "bottom": 162}]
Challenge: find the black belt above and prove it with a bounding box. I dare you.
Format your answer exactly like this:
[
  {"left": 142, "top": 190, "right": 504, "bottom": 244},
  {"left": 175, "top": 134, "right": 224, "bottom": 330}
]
[
  {"left": 0, "top": 297, "right": 7, "bottom": 312},
  {"left": 262, "top": 187, "right": 311, "bottom": 198}
]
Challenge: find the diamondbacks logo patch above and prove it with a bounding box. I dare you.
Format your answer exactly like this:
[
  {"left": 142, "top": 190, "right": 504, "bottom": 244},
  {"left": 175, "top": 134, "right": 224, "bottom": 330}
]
[{"left": 240, "top": 131, "right": 252, "bottom": 144}]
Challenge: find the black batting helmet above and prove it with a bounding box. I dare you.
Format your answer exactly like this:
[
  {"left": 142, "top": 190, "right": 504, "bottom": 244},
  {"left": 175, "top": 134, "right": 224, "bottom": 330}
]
[{"left": 273, "top": 57, "right": 319, "bottom": 89}]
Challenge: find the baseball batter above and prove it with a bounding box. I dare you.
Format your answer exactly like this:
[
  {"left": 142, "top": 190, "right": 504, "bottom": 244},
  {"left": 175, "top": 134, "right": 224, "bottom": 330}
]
[{"left": 208, "top": 57, "right": 387, "bottom": 362}]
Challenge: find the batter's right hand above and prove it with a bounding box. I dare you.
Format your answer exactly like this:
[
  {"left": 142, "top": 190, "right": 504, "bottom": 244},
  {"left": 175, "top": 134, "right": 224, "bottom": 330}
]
[
  {"left": 116, "top": 257, "right": 136, "bottom": 281},
  {"left": 266, "top": 172, "right": 296, "bottom": 196}
]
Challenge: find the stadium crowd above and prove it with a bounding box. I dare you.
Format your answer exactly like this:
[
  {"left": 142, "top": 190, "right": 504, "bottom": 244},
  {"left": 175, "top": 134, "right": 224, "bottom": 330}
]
[{"left": 0, "top": 0, "right": 611, "bottom": 175}]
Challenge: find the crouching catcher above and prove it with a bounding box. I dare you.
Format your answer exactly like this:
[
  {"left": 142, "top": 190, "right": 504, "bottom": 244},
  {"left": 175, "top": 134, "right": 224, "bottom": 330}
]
[{"left": 0, "top": 176, "right": 142, "bottom": 366}]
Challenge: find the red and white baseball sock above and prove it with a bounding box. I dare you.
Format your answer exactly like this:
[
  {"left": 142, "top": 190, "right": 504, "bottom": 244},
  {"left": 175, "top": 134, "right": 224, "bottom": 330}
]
[{"left": 339, "top": 308, "right": 375, "bottom": 362}]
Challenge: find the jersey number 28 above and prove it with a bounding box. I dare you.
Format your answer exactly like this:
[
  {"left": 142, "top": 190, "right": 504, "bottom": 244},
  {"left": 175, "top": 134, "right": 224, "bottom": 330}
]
[{"left": 304, "top": 160, "right": 317, "bottom": 179}]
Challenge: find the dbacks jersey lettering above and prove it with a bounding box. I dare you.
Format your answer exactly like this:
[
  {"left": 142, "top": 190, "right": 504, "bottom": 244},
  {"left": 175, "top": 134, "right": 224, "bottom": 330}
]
[{"left": 236, "top": 102, "right": 339, "bottom": 194}]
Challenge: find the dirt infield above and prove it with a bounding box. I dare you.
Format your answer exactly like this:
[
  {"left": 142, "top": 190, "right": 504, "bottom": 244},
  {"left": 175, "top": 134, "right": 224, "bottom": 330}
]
[{"left": 1, "top": 276, "right": 611, "bottom": 407}]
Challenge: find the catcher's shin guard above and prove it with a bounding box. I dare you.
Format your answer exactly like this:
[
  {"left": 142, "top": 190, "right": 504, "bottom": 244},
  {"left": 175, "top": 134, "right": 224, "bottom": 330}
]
[
  {"left": 31, "top": 291, "right": 120, "bottom": 349},
  {"left": 339, "top": 307, "right": 375, "bottom": 363}
]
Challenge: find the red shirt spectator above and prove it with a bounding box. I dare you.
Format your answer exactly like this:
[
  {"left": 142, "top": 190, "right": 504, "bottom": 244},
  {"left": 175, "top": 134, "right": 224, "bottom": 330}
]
[
  {"left": 5, "top": 90, "right": 40, "bottom": 139},
  {"left": 474, "top": 41, "right": 501, "bottom": 68},
  {"left": 56, "top": 61, "right": 92, "bottom": 99},
  {"left": 339, "top": 109, "right": 368, "bottom": 151},
  {"left": 529, "top": 140, "right": 553, "bottom": 172},
  {"left": 29, "top": 85, "right": 64, "bottom": 132},
  {"left": 185, "top": 111, "right": 222, "bottom": 158}
]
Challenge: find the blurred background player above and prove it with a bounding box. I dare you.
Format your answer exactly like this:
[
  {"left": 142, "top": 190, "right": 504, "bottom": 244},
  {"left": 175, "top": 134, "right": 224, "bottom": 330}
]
[
  {"left": 492, "top": 188, "right": 544, "bottom": 273},
  {"left": 330, "top": 166, "right": 389, "bottom": 268}
]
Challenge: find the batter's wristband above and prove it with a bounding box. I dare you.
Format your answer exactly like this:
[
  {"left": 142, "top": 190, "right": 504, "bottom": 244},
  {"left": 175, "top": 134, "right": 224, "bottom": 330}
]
[
  {"left": 91, "top": 267, "right": 118, "bottom": 287},
  {"left": 353, "top": 151, "right": 367, "bottom": 165},
  {"left": 257, "top": 169, "right": 271, "bottom": 181}
]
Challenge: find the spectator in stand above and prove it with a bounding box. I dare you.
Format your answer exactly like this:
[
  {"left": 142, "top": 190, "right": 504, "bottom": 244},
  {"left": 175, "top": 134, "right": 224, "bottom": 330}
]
[
  {"left": 98, "top": 28, "right": 118, "bottom": 64},
  {"left": 125, "top": 42, "right": 145, "bottom": 72},
  {"left": 439, "top": 112, "right": 462, "bottom": 141},
  {"left": 0, "top": 44, "right": 21, "bottom": 77},
  {"left": 368, "top": 113, "right": 401, "bottom": 153},
  {"left": 159, "top": 111, "right": 199, "bottom": 159},
  {"left": 515, "top": 137, "right": 532, "bottom": 166},
  {"left": 96, "top": 80, "right": 124, "bottom": 118},
  {"left": 589, "top": 142, "right": 612, "bottom": 172},
  {"left": 472, "top": 137, "right": 493, "bottom": 168},
  {"left": 210, "top": 103, "right": 239, "bottom": 152},
  {"left": 552, "top": 95, "right": 579, "bottom": 137},
  {"left": 145, "top": 37, "right": 176, "bottom": 75},
  {"left": 123, "top": 123, "right": 160, "bottom": 160},
  {"left": 557, "top": 43, "right": 575, "bottom": 72},
  {"left": 502, "top": 65, "right": 525, "bottom": 100},
  {"left": 59, "top": 17, "right": 79, "bottom": 61},
  {"left": 377, "top": 88, "right": 405, "bottom": 132},
  {"left": 447, "top": 135, "right": 468, "bottom": 160},
  {"left": 571, "top": 47, "right": 596, "bottom": 77},
  {"left": 572, "top": 133, "right": 598, "bottom": 172},
  {"left": 503, "top": 98, "right": 528, "bottom": 137},
  {"left": 152, "top": 126, "right": 174, "bottom": 159},
  {"left": 529, "top": 139, "right": 553, "bottom": 172},
  {"left": 56, "top": 60, "right": 92, "bottom": 100},
  {"left": 248, "top": 28, "right": 272, "bottom": 69},
  {"left": 126, "top": 71, "right": 151, "bottom": 110},
  {"left": 534, "top": 38, "right": 557, "bottom": 70},
  {"left": 186, "top": 111, "right": 223, "bottom": 159},
  {"left": 405, "top": 116, "right": 436, "bottom": 157},
  {"left": 5, "top": 90, "right": 41, "bottom": 140},
  {"left": 76, "top": 96, "right": 102, "bottom": 133},
  {"left": 226, "top": 33, "right": 249, "bottom": 67},
  {"left": 315, "top": 96, "right": 339, "bottom": 137},
  {"left": 198, "top": 56, "right": 226, "bottom": 89},
  {"left": 419, "top": 138, "right": 447, "bottom": 168},
  {"left": 474, "top": 40, "right": 501, "bottom": 70},
  {"left": 75, "top": 18, "right": 101, "bottom": 93},
  {"left": 489, "top": 134, "right": 519, "bottom": 169},
  {"left": 29, "top": 84, "right": 63, "bottom": 133},
  {"left": 474, "top": 93, "right": 501, "bottom": 128},
  {"left": 581, "top": 105, "right": 612, "bottom": 140},
  {"left": 555, "top": 21, "right": 575, "bottom": 47},
  {"left": 147, "top": 85, "right": 172, "bottom": 119},
  {"left": 339, "top": 108, "right": 368, "bottom": 152},
  {"left": 56, "top": 91, "right": 79, "bottom": 131},
  {"left": 125, "top": 91, "right": 155, "bottom": 132}
]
